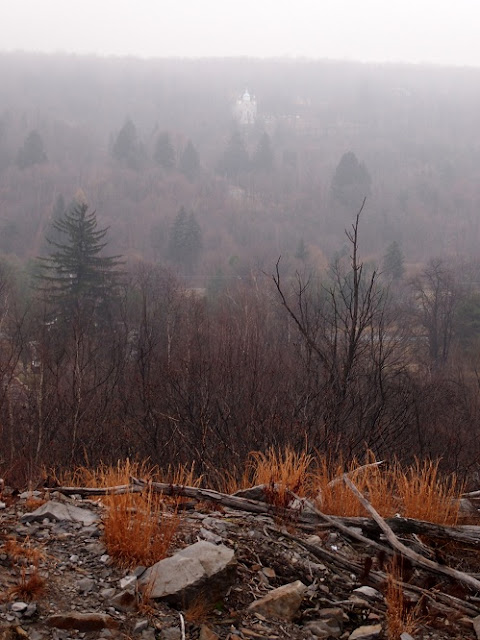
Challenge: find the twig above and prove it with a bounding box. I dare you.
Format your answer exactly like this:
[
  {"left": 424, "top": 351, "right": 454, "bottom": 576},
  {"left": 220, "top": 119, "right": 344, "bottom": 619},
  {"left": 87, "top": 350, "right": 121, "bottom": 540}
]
[
  {"left": 327, "top": 460, "right": 384, "bottom": 488},
  {"left": 179, "top": 612, "right": 185, "bottom": 640}
]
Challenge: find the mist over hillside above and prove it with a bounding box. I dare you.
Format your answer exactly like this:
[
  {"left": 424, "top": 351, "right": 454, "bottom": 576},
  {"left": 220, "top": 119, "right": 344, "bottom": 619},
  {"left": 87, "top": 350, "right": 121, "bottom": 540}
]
[{"left": 1, "top": 53, "right": 480, "bottom": 271}]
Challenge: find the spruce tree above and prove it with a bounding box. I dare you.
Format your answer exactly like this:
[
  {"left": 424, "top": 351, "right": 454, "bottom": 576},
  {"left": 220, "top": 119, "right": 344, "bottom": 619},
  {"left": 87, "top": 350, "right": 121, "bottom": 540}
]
[
  {"left": 17, "top": 130, "right": 47, "bottom": 169},
  {"left": 331, "top": 151, "right": 371, "bottom": 208},
  {"left": 168, "top": 207, "right": 202, "bottom": 274},
  {"left": 112, "top": 118, "right": 144, "bottom": 170},
  {"left": 154, "top": 132, "right": 175, "bottom": 169},
  {"left": 383, "top": 241, "right": 405, "bottom": 280},
  {"left": 36, "top": 203, "right": 122, "bottom": 321},
  {"left": 179, "top": 140, "right": 200, "bottom": 181}
]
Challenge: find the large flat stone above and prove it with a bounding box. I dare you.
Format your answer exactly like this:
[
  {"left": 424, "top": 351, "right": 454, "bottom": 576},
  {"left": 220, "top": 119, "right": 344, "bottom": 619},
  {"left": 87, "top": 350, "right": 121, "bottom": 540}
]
[
  {"left": 21, "top": 500, "right": 98, "bottom": 526},
  {"left": 139, "top": 541, "right": 236, "bottom": 603}
]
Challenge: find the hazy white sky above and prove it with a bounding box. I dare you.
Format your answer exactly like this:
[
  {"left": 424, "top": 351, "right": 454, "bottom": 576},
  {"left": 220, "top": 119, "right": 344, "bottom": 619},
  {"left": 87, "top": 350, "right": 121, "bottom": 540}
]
[{"left": 2, "top": 0, "right": 480, "bottom": 66}]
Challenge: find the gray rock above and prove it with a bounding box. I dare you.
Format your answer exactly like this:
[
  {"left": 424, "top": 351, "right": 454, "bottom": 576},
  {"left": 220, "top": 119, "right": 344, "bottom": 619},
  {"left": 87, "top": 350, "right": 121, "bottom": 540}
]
[
  {"left": 162, "top": 628, "right": 181, "bottom": 640},
  {"left": 24, "top": 603, "right": 37, "bottom": 618},
  {"left": 110, "top": 589, "right": 137, "bottom": 612},
  {"left": 304, "top": 619, "right": 342, "bottom": 638},
  {"left": 19, "top": 490, "right": 42, "bottom": 499},
  {"left": 100, "top": 588, "right": 117, "bottom": 599},
  {"left": 199, "top": 527, "right": 223, "bottom": 544},
  {"left": 348, "top": 624, "right": 383, "bottom": 640},
  {"left": 21, "top": 501, "right": 98, "bottom": 526},
  {"left": 400, "top": 634, "right": 415, "bottom": 640},
  {"left": 119, "top": 575, "right": 137, "bottom": 590},
  {"left": 139, "top": 540, "right": 235, "bottom": 602},
  {"left": 0, "top": 502, "right": 6, "bottom": 510},
  {"left": 351, "top": 586, "right": 384, "bottom": 601},
  {"left": 473, "top": 614, "right": 480, "bottom": 640},
  {"left": 133, "top": 619, "right": 149, "bottom": 633},
  {"left": 77, "top": 578, "right": 95, "bottom": 594},
  {"left": 10, "top": 602, "right": 28, "bottom": 614},
  {"left": 132, "top": 566, "right": 147, "bottom": 578},
  {"left": 247, "top": 580, "right": 307, "bottom": 621}
]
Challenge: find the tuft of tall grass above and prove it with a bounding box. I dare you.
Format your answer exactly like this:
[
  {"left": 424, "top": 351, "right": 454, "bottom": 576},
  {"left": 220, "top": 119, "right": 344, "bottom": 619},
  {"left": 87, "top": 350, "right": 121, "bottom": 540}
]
[
  {"left": 386, "top": 567, "right": 423, "bottom": 639},
  {"left": 2, "top": 537, "right": 46, "bottom": 602},
  {"left": 396, "top": 459, "right": 462, "bottom": 526},
  {"left": 246, "top": 446, "right": 314, "bottom": 508},
  {"left": 102, "top": 486, "right": 179, "bottom": 569},
  {"left": 312, "top": 452, "right": 397, "bottom": 518},
  {"left": 63, "top": 459, "right": 189, "bottom": 568}
]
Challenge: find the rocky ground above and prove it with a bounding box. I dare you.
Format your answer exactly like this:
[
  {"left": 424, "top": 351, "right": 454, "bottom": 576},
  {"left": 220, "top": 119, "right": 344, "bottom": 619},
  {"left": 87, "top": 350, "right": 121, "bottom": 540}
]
[{"left": 1, "top": 485, "right": 480, "bottom": 640}]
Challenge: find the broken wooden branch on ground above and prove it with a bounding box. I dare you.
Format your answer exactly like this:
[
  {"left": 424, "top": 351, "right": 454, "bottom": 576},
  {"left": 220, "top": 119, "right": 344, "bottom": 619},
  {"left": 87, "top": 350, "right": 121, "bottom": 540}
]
[
  {"left": 47, "top": 478, "right": 480, "bottom": 548},
  {"left": 343, "top": 475, "right": 480, "bottom": 593}
]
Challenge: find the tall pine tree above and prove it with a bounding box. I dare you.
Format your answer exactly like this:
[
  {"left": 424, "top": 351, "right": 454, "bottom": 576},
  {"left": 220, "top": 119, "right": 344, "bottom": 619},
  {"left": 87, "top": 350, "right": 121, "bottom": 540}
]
[
  {"left": 36, "top": 203, "right": 122, "bottom": 321},
  {"left": 168, "top": 207, "right": 202, "bottom": 274}
]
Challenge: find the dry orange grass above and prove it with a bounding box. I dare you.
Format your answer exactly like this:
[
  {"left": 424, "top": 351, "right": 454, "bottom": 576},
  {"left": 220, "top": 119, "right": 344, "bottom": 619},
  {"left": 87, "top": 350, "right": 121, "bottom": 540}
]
[
  {"left": 2, "top": 537, "right": 46, "bottom": 601},
  {"left": 386, "top": 568, "right": 423, "bottom": 638},
  {"left": 2, "top": 536, "right": 45, "bottom": 566},
  {"left": 247, "top": 446, "right": 314, "bottom": 507},
  {"left": 312, "top": 453, "right": 397, "bottom": 518},
  {"left": 184, "top": 594, "right": 214, "bottom": 624},
  {"left": 395, "top": 459, "right": 462, "bottom": 526},
  {"left": 63, "top": 459, "right": 188, "bottom": 568},
  {"left": 310, "top": 453, "right": 462, "bottom": 524},
  {"left": 103, "top": 486, "right": 179, "bottom": 569},
  {"left": 8, "top": 568, "right": 46, "bottom": 601}
]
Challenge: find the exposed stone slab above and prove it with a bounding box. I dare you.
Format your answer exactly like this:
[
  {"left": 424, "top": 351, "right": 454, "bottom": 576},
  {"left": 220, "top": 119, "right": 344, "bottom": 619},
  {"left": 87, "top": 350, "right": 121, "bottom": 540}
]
[
  {"left": 247, "top": 580, "right": 307, "bottom": 621},
  {"left": 21, "top": 500, "right": 98, "bottom": 526},
  {"left": 139, "top": 540, "right": 235, "bottom": 602}
]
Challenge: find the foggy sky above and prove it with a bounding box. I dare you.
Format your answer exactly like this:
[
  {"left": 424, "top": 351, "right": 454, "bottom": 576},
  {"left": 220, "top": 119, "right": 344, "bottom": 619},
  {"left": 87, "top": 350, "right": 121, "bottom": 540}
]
[{"left": 2, "top": 0, "right": 480, "bottom": 67}]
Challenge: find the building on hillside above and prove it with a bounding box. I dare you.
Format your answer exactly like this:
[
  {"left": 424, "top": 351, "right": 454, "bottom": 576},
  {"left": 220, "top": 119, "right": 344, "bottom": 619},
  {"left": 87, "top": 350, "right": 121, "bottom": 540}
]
[{"left": 234, "top": 89, "right": 257, "bottom": 125}]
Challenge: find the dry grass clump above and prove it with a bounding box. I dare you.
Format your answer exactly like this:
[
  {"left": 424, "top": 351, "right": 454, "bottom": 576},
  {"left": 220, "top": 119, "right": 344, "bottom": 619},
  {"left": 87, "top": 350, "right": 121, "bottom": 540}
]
[
  {"left": 184, "top": 594, "right": 215, "bottom": 624},
  {"left": 386, "top": 566, "right": 424, "bottom": 639},
  {"left": 246, "top": 446, "right": 314, "bottom": 508},
  {"left": 396, "top": 459, "right": 462, "bottom": 526},
  {"left": 103, "top": 486, "right": 179, "bottom": 569},
  {"left": 8, "top": 568, "right": 46, "bottom": 601},
  {"left": 3, "top": 536, "right": 45, "bottom": 566},
  {"left": 1, "top": 537, "right": 46, "bottom": 601},
  {"left": 312, "top": 453, "right": 397, "bottom": 518},
  {"left": 62, "top": 459, "right": 187, "bottom": 568}
]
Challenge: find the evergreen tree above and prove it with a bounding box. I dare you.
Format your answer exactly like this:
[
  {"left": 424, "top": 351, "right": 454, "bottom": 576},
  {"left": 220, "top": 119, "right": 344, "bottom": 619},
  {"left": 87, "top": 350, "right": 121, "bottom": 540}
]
[
  {"left": 112, "top": 118, "right": 143, "bottom": 170},
  {"left": 179, "top": 140, "right": 200, "bottom": 181},
  {"left": 17, "top": 130, "right": 47, "bottom": 169},
  {"left": 36, "top": 203, "right": 122, "bottom": 321},
  {"left": 383, "top": 241, "right": 405, "bottom": 280},
  {"left": 154, "top": 132, "right": 175, "bottom": 169},
  {"left": 295, "top": 238, "right": 309, "bottom": 262},
  {"left": 253, "top": 132, "right": 274, "bottom": 172},
  {"left": 168, "top": 207, "right": 202, "bottom": 273},
  {"left": 217, "top": 130, "right": 249, "bottom": 179},
  {"left": 331, "top": 151, "right": 371, "bottom": 208}
]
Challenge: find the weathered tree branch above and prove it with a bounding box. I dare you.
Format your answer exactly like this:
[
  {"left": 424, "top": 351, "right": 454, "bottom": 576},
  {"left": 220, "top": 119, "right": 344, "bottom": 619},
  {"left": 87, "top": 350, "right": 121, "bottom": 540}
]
[{"left": 343, "top": 476, "right": 480, "bottom": 592}]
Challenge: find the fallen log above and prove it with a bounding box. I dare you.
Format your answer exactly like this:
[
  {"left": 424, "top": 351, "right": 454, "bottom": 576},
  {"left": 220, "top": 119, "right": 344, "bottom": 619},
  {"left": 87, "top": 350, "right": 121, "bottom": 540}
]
[
  {"left": 47, "top": 479, "right": 480, "bottom": 548},
  {"left": 343, "top": 476, "right": 480, "bottom": 593}
]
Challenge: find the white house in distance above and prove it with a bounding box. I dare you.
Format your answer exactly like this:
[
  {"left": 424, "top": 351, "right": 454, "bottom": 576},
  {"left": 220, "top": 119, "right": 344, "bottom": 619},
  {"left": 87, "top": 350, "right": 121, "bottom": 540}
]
[{"left": 233, "top": 89, "right": 257, "bottom": 125}]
